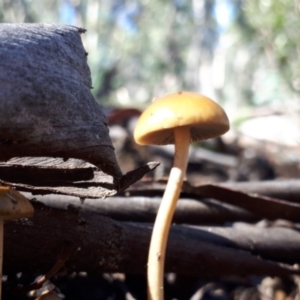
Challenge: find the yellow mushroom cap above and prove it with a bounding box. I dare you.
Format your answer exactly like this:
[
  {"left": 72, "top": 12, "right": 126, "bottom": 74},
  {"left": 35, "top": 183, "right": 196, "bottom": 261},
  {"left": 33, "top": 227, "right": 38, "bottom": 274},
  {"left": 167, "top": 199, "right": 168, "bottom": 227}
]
[
  {"left": 0, "top": 186, "right": 34, "bottom": 220},
  {"left": 134, "top": 91, "right": 230, "bottom": 145}
]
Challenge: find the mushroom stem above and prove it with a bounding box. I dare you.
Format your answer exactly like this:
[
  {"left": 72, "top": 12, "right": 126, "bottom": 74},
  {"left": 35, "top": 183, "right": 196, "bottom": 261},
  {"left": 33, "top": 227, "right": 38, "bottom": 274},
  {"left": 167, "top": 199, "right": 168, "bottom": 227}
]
[
  {"left": 0, "top": 218, "right": 3, "bottom": 299},
  {"left": 147, "top": 126, "right": 190, "bottom": 300}
]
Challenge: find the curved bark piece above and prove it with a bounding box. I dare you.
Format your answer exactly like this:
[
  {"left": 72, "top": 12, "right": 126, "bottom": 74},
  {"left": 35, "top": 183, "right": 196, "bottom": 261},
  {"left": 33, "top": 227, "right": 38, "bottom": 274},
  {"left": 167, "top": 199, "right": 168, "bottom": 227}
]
[{"left": 0, "top": 161, "right": 160, "bottom": 198}]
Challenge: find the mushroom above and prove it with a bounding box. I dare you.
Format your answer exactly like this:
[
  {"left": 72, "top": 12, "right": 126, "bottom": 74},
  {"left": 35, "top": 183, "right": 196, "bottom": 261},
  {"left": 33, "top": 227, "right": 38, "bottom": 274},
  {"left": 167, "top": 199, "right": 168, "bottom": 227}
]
[
  {"left": 0, "top": 186, "right": 34, "bottom": 298},
  {"left": 133, "top": 91, "right": 229, "bottom": 300}
]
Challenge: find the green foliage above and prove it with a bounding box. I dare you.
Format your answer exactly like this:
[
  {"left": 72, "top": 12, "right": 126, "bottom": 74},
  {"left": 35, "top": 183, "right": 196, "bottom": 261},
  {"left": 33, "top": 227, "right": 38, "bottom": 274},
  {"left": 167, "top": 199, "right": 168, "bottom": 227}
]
[
  {"left": 245, "top": 0, "right": 300, "bottom": 92},
  {"left": 225, "top": 0, "right": 300, "bottom": 111},
  {"left": 2, "top": 0, "right": 299, "bottom": 112},
  {"left": 0, "top": 0, "right": 215, "bottom": 107},
  {"left": 88, "top": 0, "right": 196, "bottom": 106}
]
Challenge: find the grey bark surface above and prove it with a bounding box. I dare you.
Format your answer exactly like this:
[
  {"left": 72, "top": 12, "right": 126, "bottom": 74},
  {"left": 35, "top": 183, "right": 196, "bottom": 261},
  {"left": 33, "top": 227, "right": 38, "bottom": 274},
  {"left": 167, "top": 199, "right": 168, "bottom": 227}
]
[
  {"left": 0, "top": 160, "right": 159, "bottom": 198},
  {"left": 0, "top": 24, "right": 121, "bottom": 178}
]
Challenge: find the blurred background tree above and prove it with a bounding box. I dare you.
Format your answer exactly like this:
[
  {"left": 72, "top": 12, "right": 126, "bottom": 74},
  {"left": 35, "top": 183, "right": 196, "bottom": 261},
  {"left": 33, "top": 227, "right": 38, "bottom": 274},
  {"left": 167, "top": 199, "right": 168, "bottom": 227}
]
[{"left": 1, "top": 0, "right": 299, "bottom": 118}]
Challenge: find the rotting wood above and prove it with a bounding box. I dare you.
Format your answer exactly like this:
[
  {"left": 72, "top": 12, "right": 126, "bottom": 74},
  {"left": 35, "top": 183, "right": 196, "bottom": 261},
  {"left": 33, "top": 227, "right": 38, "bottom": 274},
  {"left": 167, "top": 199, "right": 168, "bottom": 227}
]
[
  {"left": 0, "top": 158, "right": 95, "bottom": 186},
  {"left": 28, "top": 193, "right": 258, "bottom": 224},
  {"left": 127, "top": 179, "right": 300, "bottom": 203},
  {"left": 182, "top": 182, "right": 300, "bottom": 221},
  {"left": 124, "top": 179, "right": 300, "bottom": 221},
  {"left": 3, "top": 201, "right": 300, "bottom": 277},
  {"left": 222, "top": 179, "right": 300, "bottom": 203},
  {"left": 0, "top": 24, "right": 120, "bottom": 178},
  {"left": 179, "top": 222, "right": 300, "bottom": 262},
  {"left": 0, "top": 161, "right": 160, "bottom": 198}
]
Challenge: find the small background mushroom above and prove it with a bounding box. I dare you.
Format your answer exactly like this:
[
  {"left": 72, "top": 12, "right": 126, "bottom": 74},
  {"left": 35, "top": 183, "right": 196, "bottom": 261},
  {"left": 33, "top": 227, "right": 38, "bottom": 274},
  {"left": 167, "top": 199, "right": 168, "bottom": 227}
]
[{"left": 0, "top": 186, "right": 34, "bottom": 299}]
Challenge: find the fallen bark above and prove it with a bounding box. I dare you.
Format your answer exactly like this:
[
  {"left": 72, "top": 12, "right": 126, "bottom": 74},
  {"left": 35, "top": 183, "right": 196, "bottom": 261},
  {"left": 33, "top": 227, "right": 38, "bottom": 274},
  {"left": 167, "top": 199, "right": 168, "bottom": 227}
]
[
  {"left": 21, "top": 194, "right": 300, "bottom": 261},
  {"left": 129, "top": 179, "right": 300, "bottom": 203},
  {"left": 28, "top": 193, "right": 258, "bottom": 224},
  {"left": 222, "top": 180, "right": 300, "bottom": 203},
  {"left": 18, "top": 194, "right": 300, "bottom": 261},
  {"left": 126, "top": 180, "right": 300, "bottom": 221},
  {"left": 0, "top": 160, "right": 159, "bottom": 198},
  {"left": 4, "top": 201, "right": 300, "bottom": 277},
  {"left": 0, "top": 158, "right": 95, "bottom": 186},
  {"left": 183, "top": 183, "right": 300, "bottom": 221},
  {"left": 179, "top": 223, "right": 300, "bottom": 262}
]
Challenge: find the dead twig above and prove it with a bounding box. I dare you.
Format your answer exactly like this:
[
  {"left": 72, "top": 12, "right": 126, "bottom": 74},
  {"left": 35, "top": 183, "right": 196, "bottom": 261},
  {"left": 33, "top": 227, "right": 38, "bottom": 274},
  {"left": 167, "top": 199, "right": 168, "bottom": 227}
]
[
  {"left": 17, "top": 240, "right": 74, "bottom": 294},
  {"left": 183, "top": 182, "right": 300, "bottom": 221}
]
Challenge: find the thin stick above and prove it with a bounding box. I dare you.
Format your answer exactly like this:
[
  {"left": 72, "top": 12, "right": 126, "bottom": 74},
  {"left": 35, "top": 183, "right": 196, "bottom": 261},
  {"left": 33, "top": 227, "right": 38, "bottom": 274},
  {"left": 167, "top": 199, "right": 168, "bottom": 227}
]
[{"left": 147, "top": 126, "right": 190, "bottom": 300}]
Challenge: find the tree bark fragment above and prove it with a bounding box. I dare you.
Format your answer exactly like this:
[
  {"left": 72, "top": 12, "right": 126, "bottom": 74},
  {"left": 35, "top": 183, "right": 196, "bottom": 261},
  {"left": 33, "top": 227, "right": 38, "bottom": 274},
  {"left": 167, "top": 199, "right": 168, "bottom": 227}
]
[
  {"left": 0, "top": 161, "right": 159, "bottom": 198},
  {"left": 29, "top": 193, "right": 258, "bottom": 224}
]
